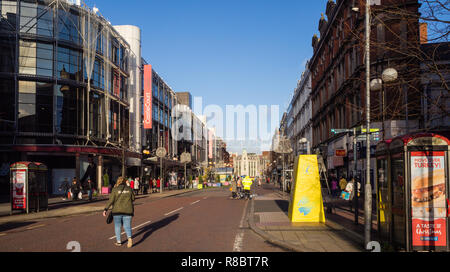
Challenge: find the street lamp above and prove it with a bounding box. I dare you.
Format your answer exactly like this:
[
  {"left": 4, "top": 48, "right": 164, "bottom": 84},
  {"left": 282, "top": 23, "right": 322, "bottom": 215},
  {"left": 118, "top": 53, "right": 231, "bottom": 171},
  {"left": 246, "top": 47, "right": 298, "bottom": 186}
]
[
  {"left": 371, "top": 68, "right": 399, "bottom": 140},
  {"left": 299, "top": 138, "right": 310, "bottom": 155},
  {"left": 353, "top": 0, "right": 373, "bottom": 247}
]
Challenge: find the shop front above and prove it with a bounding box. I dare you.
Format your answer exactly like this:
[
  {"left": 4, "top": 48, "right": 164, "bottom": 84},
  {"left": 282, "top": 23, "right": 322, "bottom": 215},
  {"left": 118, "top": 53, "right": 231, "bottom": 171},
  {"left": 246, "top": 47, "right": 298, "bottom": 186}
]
[{"left": 376, "top": 133, "right": 450, "bottom": 251}]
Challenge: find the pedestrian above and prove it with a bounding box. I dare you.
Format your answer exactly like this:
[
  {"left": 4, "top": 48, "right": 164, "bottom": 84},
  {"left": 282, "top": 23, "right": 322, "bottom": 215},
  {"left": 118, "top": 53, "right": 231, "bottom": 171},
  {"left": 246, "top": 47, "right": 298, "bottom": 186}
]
[
  {"left": 103, "top": 177, "right": 135, "bottom": 248},
  {"left": 230, "top": 177, "right": 237, "bottom": 199},
  {"left": 129, "top": 177, "right": 134, "bottom": 189},
  {"left": 152, "top": 178, "right": 157, "bottom": 193},
  {"left": 331, "top": 176, "right": 338, "bottom": 197},
  {"left": 143, "top": 178, "right": 149, "bottom": 194},
  {"left": 134, "top": 177, "right": 140, "bottom": 195},
  {"left": 157, "top": 177, "right": 161, "bottom": 192},
  {"left": 242, "top": 176, "right": 253, "bottom": 200},
  {"left": 59, "top": 178, "right": 70, "bottom": 200},
  {"left": 348, "top": 178, "right": 361, "bottom": 200},
  {"left": 339, "top": 175, "right": 348, "bottom": 193},
  {"left": 70, "top": 177, "right": 82, "bottom": 201},
  {"left": 86, "top": 178, "right": 95, "bottom": 201},
  {"left": 237, "top": 177, "right": 242, "bottom": 195}
]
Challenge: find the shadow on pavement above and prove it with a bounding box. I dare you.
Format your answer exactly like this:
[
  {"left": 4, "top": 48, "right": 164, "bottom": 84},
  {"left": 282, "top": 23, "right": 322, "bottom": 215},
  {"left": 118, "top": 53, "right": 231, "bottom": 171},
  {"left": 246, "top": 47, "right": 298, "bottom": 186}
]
[
  {"left": 0, "top": 221, "right": 37, "bottom": 232},
  {"left": 132, "top": 214, "right": 180, "bottom": 247},
  {"left": 275, "top": 200, "right": 289, "bottom": 214}
]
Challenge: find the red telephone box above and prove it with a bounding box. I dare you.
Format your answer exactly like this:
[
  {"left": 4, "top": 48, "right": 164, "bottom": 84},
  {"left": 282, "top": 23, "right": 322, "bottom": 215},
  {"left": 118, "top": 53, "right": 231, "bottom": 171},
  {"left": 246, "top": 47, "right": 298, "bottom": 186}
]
[
  {"left": 376, "top": 133, "right": 450, "bottom": 252},
  {"left": 10, "top": 162, "right": 49, "bottom": 214}
]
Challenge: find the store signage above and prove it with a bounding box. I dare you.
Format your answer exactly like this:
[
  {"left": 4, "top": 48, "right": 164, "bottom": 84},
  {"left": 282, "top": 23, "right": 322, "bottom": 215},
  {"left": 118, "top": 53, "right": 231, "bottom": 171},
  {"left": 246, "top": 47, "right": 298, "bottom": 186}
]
[
  {"left": 335, "top": 149, "right": 346, "bottom": 157},
  {"left": 12, "top": 170, "right": 27, "bottom": 210},
  {"left": 411, "top": 151, "right": 447, "bottom": 248},
  {"left": 143, "top": 65, "right": 153, "bottom": 130}
]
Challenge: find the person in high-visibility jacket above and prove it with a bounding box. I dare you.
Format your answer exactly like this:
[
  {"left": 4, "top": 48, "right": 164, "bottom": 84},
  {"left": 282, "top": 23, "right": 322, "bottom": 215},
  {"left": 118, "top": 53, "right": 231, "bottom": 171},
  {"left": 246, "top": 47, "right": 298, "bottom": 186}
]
[{"left": 242, "top": 176, "right": 253, "bottom": 199}]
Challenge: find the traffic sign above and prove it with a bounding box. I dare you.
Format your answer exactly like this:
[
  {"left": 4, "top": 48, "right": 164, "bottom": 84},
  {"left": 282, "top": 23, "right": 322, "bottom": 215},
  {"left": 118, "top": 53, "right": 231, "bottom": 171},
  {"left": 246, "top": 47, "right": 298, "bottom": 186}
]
[
  {"left": 356, "top": 134, "right": 381, "bottom": 142},
  {"left": 331, "top": 129, "right": 353, "bottom": 135}
]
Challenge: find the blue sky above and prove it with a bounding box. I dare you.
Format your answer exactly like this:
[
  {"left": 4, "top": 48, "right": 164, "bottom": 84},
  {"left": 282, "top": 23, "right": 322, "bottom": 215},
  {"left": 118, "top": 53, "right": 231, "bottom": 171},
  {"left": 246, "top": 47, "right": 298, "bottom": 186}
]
[{"left": 84, "top": 0, "right": 330, "bottom": 153}]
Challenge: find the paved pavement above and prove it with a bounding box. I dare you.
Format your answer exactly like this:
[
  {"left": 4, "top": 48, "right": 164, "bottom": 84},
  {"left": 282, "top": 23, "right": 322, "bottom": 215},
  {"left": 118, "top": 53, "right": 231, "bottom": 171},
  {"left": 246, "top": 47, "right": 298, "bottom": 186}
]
[{"left": 247, "top": 185, "right": 370, "bottom": 252}]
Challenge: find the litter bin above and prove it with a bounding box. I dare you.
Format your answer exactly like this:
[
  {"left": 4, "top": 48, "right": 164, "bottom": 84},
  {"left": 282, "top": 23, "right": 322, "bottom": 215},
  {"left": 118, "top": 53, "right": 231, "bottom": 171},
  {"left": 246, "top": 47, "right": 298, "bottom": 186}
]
[{"left": 10, "top": 162, "right": 49, "bottom": 214}]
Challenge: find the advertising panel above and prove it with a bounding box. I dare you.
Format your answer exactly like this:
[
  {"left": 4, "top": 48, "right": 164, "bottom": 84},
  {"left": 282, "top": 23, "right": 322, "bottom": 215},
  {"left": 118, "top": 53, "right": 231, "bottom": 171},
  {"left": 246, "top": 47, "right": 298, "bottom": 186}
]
[
  {"left": 12, "top": 170, "right": 27, "bottom": 210},
  {"left": 410, "top": 151, "right": 447, "bottom": 248},
  {"left": 143, "top": 65, "right": 153, "bottom": 129}
]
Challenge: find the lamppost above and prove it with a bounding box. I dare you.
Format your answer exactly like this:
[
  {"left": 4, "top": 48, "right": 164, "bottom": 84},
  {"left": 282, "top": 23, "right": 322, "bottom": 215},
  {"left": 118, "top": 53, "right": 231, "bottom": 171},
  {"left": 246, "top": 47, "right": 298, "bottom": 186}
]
[
  {"left": 370, "top": 68, "right": 399, "bottom": 140},
  {"left": 181, "top": 152, "right": 192, "bottom": 190},
  {"left": 299, "top": 138, "right": 311, "bottom": 155},
  {"left": 156, "top": 147, "right": 167, "bottom": 194},
  {"left": 353, "top": 0, "right": 373, "bottom": 246}
]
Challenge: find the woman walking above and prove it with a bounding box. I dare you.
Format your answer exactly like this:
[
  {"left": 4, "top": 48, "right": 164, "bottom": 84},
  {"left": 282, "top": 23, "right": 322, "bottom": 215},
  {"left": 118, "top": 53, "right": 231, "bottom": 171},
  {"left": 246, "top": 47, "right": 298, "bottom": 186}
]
[{"left": 103, "top": 177, "right": 135, "bottom": 248}]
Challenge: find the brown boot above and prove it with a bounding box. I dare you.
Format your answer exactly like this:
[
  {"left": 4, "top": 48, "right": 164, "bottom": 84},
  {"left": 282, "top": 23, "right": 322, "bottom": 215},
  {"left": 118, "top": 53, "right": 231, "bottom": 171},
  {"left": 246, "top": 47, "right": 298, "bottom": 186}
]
[{"left": 127, "top": 238, "right": 133, "bottom": 248}]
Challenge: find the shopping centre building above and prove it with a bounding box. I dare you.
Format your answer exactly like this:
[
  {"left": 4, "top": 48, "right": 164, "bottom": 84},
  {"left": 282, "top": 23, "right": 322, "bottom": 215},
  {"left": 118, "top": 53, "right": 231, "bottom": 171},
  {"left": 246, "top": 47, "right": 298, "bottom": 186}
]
[{"left": 0, "top": 0, "right": 138, "bottom": 194}]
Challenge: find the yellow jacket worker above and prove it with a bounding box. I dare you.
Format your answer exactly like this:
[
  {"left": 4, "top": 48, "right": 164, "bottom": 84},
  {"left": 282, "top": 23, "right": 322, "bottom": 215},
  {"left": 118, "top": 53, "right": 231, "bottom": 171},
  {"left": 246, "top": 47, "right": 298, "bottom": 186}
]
[{"left": 242, "top": 176, "right": 253, "bottom": 191}]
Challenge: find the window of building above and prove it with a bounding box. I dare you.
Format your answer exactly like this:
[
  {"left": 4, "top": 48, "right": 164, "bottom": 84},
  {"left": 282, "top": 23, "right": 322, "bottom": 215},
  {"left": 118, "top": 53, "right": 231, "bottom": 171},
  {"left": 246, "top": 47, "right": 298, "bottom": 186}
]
[
  {"left": 89, "top": 91, "right": 103, "bottom": 138},
  {"left": 18, "top": 81, "right": 53, "bottom": 133},
  {"left": 120, "top": 75, "right": 127, "bottom": 100},
  {"left": 56, "top": 84, "right": 79, "bottom": 135},
  {"left": 57, "top": 8, "right": 80, "bottom": 43},
  {"left": 0, "top": 78, "right": 15, "bottom": 132},
  {"left": 92, "top": 59, "right": 104, "bottom": 89},
  {"left": 57, "top": 46, "right": 82, "bottom": 81},
  {"left": 19, "top": 40, "right": 36, "bottom": 75},
  {"left": 1, "top": 0, "right": 17, "bottom": 31}
]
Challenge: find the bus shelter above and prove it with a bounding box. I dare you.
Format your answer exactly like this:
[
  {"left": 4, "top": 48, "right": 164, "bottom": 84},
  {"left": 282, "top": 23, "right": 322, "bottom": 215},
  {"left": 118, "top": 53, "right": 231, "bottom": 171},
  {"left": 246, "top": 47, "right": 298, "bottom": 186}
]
[
  {"left": 376, "top": 133, "right": 450, "bottom": 252},
  {"left": 10, "top": 162, "right": 49, "bottom": 214}
]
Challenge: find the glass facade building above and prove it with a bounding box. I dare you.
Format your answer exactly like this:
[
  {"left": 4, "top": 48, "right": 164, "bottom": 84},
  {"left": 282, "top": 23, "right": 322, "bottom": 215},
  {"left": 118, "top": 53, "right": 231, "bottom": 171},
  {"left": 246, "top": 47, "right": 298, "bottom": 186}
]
[{"left": 0, "top": 0, "right": 134, "bottom": 195}]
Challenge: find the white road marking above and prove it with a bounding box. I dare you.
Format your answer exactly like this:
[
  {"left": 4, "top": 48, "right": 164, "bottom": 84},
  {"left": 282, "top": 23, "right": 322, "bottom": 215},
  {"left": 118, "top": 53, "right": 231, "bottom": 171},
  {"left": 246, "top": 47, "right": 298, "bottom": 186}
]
[
  {"left": 108, "top": 220, "right": 153, "bottom": 240},
  {"left": 190, "top": 200, "right": 200, "bottom": 205},
  {"left": 233, "top": 200, "right": 249, "bottom": 252},
  {"left": 164, "top": 207, "right": 184, "bottom": 216}
]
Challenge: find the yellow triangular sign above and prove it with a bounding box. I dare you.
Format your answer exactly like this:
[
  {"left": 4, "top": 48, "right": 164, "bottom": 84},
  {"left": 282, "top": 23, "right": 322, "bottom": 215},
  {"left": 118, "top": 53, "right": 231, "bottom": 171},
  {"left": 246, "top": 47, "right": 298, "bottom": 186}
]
[{"left": 288, "top": 155, "right": 326, "bottom": 223}]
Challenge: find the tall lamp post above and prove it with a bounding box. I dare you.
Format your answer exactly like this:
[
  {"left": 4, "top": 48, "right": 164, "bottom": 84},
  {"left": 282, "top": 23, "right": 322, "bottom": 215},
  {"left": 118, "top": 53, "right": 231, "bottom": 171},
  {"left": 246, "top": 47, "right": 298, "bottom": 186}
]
[
  {"left": 364, "top": 0, "right": 372, "bottom": 248},
  {"left": 181, "top": 152, "right": 192, "bottom": 190},
  {"left": 353, "top": 0, "right": 373, "bottom": 247},
  {"left": 156, "top": 147, "right": 167, "bottom": 194}
]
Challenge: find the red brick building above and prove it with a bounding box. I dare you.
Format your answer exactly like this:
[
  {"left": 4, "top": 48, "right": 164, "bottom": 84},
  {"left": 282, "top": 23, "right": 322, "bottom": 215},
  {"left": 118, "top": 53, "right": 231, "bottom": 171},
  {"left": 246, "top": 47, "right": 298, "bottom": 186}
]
[{"left": 309, "top": 0, "right": 421, "bottom": 179}]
